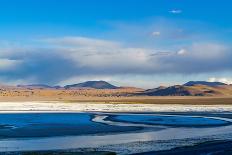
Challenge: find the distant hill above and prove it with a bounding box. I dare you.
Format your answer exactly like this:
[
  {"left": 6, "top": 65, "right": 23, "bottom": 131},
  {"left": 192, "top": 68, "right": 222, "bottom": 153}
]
[
  {"left": 184, "top": 81, "right": 226, "bottom": 87},
  {"left": 16, "top": 81, "right": 118, "bottom": 90},
  {"left": 64, "top": 81, "right": 118, "bottom": 89},
  {"left": 17, "top": 84, "right": 61, "bottom": 89}
]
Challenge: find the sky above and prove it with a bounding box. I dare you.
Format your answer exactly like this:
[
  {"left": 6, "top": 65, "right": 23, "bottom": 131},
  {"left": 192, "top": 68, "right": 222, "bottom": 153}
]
[{"left": 1, "top": 0, "right": 232, "bottom": 88}]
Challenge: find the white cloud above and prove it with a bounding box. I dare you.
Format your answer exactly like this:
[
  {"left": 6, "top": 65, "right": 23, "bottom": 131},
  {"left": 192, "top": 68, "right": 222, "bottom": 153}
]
[
  {"left": 50, "top": 38, "right": 232, "bottom": 75},
  {"left": 208, "top": 77, "right": 232, "bottom": 85}
]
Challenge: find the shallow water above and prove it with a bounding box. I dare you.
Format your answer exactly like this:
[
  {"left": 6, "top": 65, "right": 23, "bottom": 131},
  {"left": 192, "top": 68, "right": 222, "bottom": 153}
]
[{"left": 0, "top": 112, "right": 232, "bottom": 153}]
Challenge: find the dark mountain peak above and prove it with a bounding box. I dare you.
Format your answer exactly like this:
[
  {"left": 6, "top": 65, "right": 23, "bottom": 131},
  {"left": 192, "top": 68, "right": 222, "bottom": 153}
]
[
  {"left": 184, "top": 81, "right": 226, "bottom": 87},
  {"left": 64, "top": 81, "right": 118, "bottom": 89}
]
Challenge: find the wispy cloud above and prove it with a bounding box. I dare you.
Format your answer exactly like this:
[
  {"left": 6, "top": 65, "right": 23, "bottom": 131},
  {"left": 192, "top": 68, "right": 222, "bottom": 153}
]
[
  {"left": 44, "top": 37, "right": 120, "bottom": 47},
  {"left": 170, "top": 9, "right": 182, "bottom": 14},
  {"left": 177, "top": 49, "right": 187, "bottom": 55},
  {"left": 152, "top": 31, "right": 161, "bottom": 36}
]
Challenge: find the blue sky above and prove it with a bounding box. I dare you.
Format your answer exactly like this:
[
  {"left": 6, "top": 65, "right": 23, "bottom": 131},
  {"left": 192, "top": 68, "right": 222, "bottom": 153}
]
[{"left": 1, "top": 0, "right": 232, "bottom": 88}]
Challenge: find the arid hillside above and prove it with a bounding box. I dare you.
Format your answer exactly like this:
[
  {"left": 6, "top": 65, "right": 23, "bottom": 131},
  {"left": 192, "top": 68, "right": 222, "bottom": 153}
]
[
  {"left": 0, "top": 81, "right": 232, "bottom": 102},
  {"left": 0, "top": 86, "right": 143, "bottom": 101}
]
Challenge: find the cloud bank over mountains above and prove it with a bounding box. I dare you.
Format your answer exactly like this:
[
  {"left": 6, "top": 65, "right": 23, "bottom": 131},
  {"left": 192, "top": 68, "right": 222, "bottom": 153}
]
[{"left": 0, "top": 35, "right": 232, "bottom": 86}]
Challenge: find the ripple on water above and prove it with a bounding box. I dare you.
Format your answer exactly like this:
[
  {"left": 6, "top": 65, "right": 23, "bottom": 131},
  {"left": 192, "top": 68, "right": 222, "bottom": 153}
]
[{"left": 110, "top": 114, "right": 230, "bottom": 127}]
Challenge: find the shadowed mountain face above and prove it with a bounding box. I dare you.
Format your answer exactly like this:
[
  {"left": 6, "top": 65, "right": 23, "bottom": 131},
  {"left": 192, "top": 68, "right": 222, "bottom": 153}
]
[
  {"left": 141, "top": 81, "right": 231, "bottom": 96},
  {"left": 184, "top": 81, "right": 226, "bottom": 87},
  {"left": 142, "top": 85, "right": 194, "bottom": 96},
  {"left": 64, "top": 81, "right": 118, "bottom": 89}
]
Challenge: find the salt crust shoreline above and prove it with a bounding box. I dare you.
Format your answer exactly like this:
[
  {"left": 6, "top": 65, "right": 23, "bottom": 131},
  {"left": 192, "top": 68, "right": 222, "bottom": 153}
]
[{"left": 0, "top": 101, "right": 232, "bottom": 113}]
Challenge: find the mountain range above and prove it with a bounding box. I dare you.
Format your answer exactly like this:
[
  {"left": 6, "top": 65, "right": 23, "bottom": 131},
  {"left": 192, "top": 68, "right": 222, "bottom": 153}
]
[
  {"left": 3, "top": 80, "right": 232, "bottom": 96},
  {"left": 140, "top": 81, "right": 231, "bottom": 96}
]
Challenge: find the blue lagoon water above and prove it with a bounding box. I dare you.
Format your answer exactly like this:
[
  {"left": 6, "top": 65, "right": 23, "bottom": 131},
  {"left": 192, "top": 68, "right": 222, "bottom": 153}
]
[
  {"left": 0, "top": 112, "right": 232, "bottom": 153},
  {"left": 111, "top": 114, "right": 229, "bottom": 126},
  {"left": 0, "top": 113, "right": 138, "bottom": 138}
]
